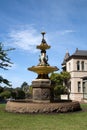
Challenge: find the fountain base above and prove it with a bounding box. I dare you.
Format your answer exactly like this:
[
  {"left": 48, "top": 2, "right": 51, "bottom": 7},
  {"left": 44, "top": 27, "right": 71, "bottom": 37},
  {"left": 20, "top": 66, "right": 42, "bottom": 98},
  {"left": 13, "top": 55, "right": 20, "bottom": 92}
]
[{"left": 6, "top": 100, "right": 81, "bottom": 113}]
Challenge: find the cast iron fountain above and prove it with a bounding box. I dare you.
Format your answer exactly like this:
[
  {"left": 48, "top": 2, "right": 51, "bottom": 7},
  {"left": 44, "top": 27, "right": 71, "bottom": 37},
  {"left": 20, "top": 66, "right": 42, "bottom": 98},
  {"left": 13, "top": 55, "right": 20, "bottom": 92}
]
[
  {"left": 6, "top": 32, "right": 81, "bottom": 113},
  {"left": 28, "top": 32, "right": 58, "bottom": 103}
]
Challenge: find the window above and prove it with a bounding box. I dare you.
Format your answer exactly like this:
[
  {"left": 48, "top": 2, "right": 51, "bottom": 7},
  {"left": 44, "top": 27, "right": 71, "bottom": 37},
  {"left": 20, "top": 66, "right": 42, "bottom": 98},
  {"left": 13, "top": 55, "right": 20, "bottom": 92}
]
[
  {"left": 69, "top": 81, "right": 71, "bottom": 92},
  {"left": 81, "top": 61, "right": 84, "bottom": 71},
  {"left": 77, "top": 61, "right": 80, "bottom": 71},
  {"left": 78, "top": 81, "right": 81, "bottom": 92},
  {"left": 83, "top": 82, "right": 85, "bottom": 93},
  {"left": 69, "top": 62, "right": 71, "bottom": 71}
]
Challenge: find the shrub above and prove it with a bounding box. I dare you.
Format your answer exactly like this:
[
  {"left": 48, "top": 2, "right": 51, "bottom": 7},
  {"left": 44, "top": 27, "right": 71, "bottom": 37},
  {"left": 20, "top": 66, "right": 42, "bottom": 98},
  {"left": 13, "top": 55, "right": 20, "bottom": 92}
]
[
  {"left": 16, "top": 90, "right": 25, "bottom": 99},
  {"left": 0, "top": 90, "right": 11, "bottom": 99},
  {"left": 54, "top": 85, "right": 68, "bottom": 99}
]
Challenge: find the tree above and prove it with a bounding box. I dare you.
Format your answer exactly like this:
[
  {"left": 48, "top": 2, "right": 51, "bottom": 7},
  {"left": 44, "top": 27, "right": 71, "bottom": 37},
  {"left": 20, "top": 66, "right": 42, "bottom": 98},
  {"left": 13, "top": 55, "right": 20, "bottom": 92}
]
[
  {"left": 61, "top": 71, "right": 71, "bottom": 86},
  {"left": 0, "top": 76, "right": 11, "bottom": 86},
  {"left": 50, "top": 73, "right": 63, "bottom": 85},
  {"left": 0, "top": 90, "right": 11, "bottom": 99},
  {"left": 61, "top": 71, "right": 71, "bottom": 94},
  {"left": 28, "top": 85, "right": 32, "bottom": 98},
  {"left": 50, "top": 72, "right": 70, "bottom": 100},
  {"left": 21, "top": 82, "right": 30, "bottom": 98},
  {"left": 21, "top": 82, "right": 29, "bottom": 93},
  {"left": 15, "top": 90, "right": 25, "bottom": 99},
  {"left": 0, "top": 86, "right": 3, "bottom": 92},
  {"left": 0, "top": 43, "right": 14, "bottom": 86}
]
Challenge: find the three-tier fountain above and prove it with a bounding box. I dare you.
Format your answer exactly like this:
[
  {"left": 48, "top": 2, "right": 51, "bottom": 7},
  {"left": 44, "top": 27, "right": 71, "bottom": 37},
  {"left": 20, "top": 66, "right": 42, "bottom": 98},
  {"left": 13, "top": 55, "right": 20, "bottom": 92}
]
[
  {"left": 6, "top": 32, "right": 81, "bottom": 113},
  {"left": 28, "top": 32, "right": 58, "bottom": 103}
]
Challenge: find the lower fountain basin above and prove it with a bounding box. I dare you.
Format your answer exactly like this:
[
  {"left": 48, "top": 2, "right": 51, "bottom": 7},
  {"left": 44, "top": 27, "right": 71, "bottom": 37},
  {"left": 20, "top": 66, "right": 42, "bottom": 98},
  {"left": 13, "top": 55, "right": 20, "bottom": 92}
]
[{"left": 6, "top": 100, "right": 81, "bottom": 113}]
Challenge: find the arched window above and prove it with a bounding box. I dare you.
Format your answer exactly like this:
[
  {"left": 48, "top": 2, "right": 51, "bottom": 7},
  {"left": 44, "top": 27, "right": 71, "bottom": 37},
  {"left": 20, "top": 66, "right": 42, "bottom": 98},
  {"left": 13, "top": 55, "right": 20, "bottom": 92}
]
[
  {"left": 77, "top": 61, "right": 80, "bottom": 71},
  {"left": 81, "top": 61, "right": 84, "bottom": 71},
  {"left": 83, "top": 82, "right": 85, "bottom": 93},
  {"left": 78, "top": 81, "right": 81, "bottom": 92}
]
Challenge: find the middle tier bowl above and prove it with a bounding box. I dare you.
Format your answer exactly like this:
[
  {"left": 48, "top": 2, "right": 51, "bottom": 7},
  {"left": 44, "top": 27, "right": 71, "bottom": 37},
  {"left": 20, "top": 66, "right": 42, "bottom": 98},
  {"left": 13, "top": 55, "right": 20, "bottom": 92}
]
[{"left": 28, "top": 66, "right": 58, "bottom": 75}]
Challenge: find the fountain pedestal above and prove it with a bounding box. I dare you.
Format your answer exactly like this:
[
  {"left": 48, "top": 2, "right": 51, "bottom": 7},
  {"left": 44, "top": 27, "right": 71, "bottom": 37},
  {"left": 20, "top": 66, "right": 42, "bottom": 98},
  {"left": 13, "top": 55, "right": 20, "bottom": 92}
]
[{"left": 32, "top": 79, "right": 51, "bottom": 102}]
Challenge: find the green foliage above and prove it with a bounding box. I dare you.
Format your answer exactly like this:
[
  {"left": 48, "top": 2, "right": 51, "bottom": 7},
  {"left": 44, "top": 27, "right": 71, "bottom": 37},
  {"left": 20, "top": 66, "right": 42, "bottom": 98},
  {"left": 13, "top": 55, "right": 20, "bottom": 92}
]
[
  {"left": 61, "top": 71, "right": 71, "bottom": 80},
  {"left": 0, "top": 43, "right": 12, "bottom": 70},
  {"left": 28, "top": 85, "right": 32, "bottom": 98},
  {"left": 0, "top": 42, "right": 15, "bottom": 87},
  {"left": 0, "top": 86, "right": 26, "bottom": 100},
  {"left": 61, "top": 71, "right": 71, "bottom": 86},
  {"left": 21, "top": 82, "right": 29, "bottom": 92},
  {"left": 54, "top": 85, "right": 67, "bottom": 96},
  {"left": 21, "top": 82, "right": 31, "bottom": 98},
  {"left": 21, "top": 82, "right": 29, "bottom": 89},
  {"left": 11, "top": 91, "right": 17, "bottom": 99},
  {"left": 29, "top": 85, "right": 32, "bottom": 93},
  {"left": 50, "top": 73, "right": 63, "bottom": 85},
  {"left": 0, "top": 42, "right": 15, "bottom": 70},
  {"left": 0, "top": 86, "right": 3, "bottom": 93},
  {"left": 16, "top": 90, "right": 25, "bottom": 99},
  {"left": 0, "top": 90, "right": 11, "bottom": 99},
  {"left": 50, "top": 72, "right": 70, "bottom": 85},
  {"left": 0, "top": 76, "right": 12, "bottom": 86},
  {"left": 50, "top": 72, "right": 70, "bottom": 98}
]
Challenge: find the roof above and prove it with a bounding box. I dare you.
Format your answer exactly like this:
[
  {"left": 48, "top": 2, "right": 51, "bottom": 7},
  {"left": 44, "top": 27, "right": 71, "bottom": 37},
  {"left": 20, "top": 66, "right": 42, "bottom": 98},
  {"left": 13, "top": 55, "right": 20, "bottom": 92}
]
[
  {"left": 72, "top": 49, "right": 87, "bottom": 56},
  {"left": 62, "top": 51, "right": 70, "bottom": 65},
  {"left": 67, "top": 49, "right": 87, "bottom": 61},
  {"left": 62, "top": 49, "right": 87, "bottom": 66}
]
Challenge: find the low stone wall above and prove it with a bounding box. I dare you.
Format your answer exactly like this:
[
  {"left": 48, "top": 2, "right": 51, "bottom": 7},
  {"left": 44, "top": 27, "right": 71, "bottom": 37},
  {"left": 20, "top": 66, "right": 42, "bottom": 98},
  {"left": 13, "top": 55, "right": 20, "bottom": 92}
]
[
  {"left": 70, "top": 93, "right": 83, "bottom": 101},
  {"left": 5, "top": 101, "right": 81, "bottom": 114}
]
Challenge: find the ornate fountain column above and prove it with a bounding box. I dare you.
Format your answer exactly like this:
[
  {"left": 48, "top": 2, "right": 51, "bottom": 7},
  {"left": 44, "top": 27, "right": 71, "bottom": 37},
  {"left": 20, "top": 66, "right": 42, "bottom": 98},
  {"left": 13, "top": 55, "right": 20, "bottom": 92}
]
[{"left": 28, "top": 32, "right": 58, "bottom": 102}]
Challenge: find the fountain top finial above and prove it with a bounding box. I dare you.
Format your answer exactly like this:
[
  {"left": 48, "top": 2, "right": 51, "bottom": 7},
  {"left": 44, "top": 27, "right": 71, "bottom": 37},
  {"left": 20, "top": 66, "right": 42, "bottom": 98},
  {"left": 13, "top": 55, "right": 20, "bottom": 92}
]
[
  {"left": 41, "top": 32, "right": 46, "bottom": 39},
  {"left": 37, "top": 32, "right": 50, "bottom": 50}
]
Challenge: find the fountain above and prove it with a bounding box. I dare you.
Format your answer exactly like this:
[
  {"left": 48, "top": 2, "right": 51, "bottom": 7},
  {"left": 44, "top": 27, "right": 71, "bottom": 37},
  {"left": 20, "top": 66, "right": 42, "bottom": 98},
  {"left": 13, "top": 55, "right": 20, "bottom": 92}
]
[
  {"left": 28, "top": 32, "right": 58, "bottom": 103},
  {"left": 6, "top": 32, "right": 81, "bottom": 113}
]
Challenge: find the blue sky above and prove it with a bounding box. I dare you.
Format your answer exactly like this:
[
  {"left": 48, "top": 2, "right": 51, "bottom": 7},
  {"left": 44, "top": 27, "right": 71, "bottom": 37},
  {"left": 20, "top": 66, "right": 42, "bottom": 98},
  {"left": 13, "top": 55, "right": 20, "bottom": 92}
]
[{"left": 0, "top": 0, "right": 87, "bottom": 87}]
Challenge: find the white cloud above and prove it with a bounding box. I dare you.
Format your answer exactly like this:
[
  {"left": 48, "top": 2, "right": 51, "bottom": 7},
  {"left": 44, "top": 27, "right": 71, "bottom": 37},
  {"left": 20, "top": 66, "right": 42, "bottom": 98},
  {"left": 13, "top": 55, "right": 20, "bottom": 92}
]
[
  {"left": 56, "top": 29, "right": 75, "bottom": 36},
  {"left": 48, "top": 29, "right": 75, "bottom": 41},
  {"left": 4, "top": 25, "right": 75, "bottom": 53},
  {"left": 5, "top": 26, "right": 41, "bottom": 53}
]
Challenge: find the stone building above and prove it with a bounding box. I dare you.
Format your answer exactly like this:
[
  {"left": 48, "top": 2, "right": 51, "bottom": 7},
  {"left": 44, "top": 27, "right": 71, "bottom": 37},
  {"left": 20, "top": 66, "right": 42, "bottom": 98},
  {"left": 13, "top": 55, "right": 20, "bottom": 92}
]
[{"left": 62, "top": 48, "right": 87, "bottom": 102}]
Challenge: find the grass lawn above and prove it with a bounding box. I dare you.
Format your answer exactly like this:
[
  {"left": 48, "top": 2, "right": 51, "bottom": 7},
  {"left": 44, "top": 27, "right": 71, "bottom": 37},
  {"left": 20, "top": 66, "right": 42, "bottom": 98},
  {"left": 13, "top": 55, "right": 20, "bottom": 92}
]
[{"left": 0, "top": 103, "right": 87, "bottom": 130}]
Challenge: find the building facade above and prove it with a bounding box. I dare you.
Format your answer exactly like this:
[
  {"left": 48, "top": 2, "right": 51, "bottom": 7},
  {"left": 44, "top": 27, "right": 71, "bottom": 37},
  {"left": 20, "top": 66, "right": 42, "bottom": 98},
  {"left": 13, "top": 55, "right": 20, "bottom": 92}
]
[{"left": 62, "top": 49, "right": 87, "bottom": 102}]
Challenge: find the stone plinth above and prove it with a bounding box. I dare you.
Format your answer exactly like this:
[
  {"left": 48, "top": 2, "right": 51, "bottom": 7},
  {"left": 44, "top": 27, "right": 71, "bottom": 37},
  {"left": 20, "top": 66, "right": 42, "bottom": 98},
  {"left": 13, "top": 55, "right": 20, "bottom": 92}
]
[{"left": 32, "top": 79, "right": 51, "bottom": 102}]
